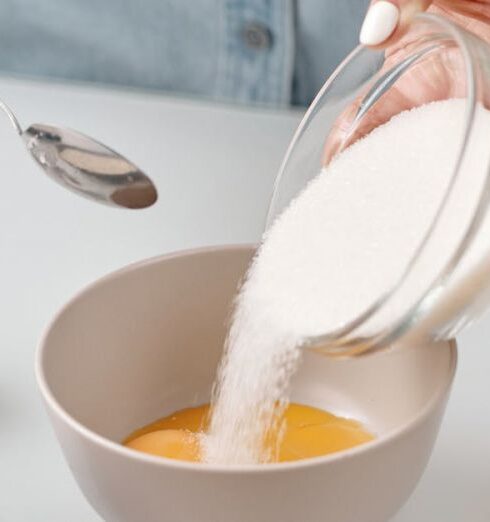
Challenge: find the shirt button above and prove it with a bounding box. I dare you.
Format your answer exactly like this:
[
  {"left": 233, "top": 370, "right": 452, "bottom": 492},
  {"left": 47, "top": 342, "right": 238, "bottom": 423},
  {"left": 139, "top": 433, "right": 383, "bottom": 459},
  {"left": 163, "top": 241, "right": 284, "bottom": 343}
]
[{"left": 242, "top": 22, "right": 273, "bottom": 50}]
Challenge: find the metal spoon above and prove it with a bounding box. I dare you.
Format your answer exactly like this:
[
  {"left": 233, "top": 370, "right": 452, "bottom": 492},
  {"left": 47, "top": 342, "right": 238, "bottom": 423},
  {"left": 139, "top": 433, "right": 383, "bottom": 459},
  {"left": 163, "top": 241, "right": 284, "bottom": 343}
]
[{"left": 1, "top": 99, "right": 158, "bottom": 209}]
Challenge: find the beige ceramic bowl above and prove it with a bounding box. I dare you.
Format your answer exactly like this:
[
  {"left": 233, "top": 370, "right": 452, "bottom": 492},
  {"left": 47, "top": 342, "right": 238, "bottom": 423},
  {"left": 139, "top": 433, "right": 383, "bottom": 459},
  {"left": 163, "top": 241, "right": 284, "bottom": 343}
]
[{"left": 37, "top": 245, "right": 457, "bottom": 522}]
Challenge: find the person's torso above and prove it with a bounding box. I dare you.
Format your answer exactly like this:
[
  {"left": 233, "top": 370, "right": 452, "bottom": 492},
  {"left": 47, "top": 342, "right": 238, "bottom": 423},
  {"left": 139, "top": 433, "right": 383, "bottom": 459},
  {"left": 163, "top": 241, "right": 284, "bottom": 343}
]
[{"left": 0, "top": 0, "right": 367, "bottom": 106}]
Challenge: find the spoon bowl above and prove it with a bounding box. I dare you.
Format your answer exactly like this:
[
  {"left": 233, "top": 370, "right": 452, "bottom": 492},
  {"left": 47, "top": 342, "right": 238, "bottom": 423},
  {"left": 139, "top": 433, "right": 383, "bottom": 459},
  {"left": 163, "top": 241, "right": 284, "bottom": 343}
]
[{"left": 23, "top": 124, "right": 157, "bottom": 209}]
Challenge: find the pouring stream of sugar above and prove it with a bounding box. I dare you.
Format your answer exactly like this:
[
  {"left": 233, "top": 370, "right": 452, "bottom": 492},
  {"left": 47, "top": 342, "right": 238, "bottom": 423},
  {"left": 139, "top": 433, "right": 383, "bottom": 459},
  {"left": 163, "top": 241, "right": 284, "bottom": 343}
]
[{"left": 204, "top": 99, "right": 490, "bottom": 465}]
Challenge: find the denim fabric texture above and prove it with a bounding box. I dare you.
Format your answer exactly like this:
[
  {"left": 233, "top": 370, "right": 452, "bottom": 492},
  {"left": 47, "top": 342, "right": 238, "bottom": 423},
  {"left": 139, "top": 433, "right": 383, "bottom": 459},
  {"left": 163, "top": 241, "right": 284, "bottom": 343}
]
[{"left": 0, "top": 0, "right": 368, "bottom": 106}]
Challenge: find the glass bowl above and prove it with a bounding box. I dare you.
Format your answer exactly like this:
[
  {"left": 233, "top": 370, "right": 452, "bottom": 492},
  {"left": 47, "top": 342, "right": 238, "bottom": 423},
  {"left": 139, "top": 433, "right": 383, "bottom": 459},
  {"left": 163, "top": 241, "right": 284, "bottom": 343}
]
[{"left": 266, "top": 13, "right": 490, "bottom": 356}]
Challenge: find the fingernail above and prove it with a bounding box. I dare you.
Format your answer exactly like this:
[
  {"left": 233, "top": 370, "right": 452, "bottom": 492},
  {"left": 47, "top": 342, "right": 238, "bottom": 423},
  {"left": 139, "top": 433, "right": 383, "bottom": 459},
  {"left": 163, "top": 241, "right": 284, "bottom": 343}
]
[{"left": 359, "top": 1, "right": 400, "bottom": 46}]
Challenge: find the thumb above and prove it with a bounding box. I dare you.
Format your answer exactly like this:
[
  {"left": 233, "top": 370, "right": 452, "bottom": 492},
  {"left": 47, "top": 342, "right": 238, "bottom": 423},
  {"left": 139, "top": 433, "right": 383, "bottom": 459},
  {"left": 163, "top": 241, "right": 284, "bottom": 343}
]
[{"left": 359, "top": 0, "right": 432, "bottom": 47}]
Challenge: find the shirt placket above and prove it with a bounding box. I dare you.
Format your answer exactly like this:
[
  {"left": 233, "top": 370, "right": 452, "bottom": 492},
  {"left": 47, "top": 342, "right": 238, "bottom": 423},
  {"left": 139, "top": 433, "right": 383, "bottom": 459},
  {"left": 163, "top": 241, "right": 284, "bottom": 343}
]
[{"left": 216, "top": 0, "right": 294, "bottom": 107}]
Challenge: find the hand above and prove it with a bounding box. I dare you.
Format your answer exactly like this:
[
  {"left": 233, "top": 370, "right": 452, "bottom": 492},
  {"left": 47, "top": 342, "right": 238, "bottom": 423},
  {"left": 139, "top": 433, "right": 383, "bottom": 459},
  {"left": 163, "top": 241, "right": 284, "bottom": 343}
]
[{"left": 323, "top": 0, "right": 490, "bottom": 164}]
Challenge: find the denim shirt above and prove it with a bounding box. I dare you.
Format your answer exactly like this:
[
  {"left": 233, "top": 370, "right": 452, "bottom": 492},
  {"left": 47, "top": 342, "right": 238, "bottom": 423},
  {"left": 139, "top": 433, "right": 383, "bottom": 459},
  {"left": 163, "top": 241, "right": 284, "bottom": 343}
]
[{"left": 0, "top": 0, "right": 368, "bottom": 107}]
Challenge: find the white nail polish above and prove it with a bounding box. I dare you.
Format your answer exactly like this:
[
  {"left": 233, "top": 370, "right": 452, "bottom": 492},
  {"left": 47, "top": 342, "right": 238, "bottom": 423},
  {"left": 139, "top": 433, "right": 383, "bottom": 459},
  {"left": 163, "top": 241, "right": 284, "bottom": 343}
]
[{"left": 359, "top": 1, "right": 400, "bottom": 46}]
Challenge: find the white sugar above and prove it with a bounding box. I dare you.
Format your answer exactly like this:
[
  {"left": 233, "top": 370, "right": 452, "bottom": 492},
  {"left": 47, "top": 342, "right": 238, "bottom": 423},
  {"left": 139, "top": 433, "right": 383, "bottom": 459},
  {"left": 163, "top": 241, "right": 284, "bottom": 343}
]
[{"left": 204, "top": 99, "right": 490, "bottom": 465}]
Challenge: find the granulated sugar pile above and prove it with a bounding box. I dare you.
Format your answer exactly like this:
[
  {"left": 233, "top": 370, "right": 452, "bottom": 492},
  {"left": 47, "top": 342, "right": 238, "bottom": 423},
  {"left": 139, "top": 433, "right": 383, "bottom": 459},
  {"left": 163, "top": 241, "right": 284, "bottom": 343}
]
[{"left": 204, "top": 99, "right": 490, "bottom": 465}]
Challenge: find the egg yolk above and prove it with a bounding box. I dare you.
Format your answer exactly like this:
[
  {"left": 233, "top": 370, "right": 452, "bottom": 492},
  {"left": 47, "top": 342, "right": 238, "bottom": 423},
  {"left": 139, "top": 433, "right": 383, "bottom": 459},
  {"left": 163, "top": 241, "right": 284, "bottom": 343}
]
[{"left": 124, "top": 403, "right": 374, "bottom": 463}]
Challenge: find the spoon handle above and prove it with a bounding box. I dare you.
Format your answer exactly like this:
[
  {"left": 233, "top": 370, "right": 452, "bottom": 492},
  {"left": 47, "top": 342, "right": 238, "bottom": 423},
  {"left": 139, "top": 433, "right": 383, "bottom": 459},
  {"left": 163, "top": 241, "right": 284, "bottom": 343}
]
[{"left": 0, "top": 99, "right": 22, "bottom": 135}]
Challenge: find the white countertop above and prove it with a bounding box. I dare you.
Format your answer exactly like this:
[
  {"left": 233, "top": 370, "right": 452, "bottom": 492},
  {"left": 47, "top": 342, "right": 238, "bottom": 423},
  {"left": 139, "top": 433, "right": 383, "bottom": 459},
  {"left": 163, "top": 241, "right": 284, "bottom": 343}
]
[{"left": 0, "top": 77, "right": 488, "bottom": 522}]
